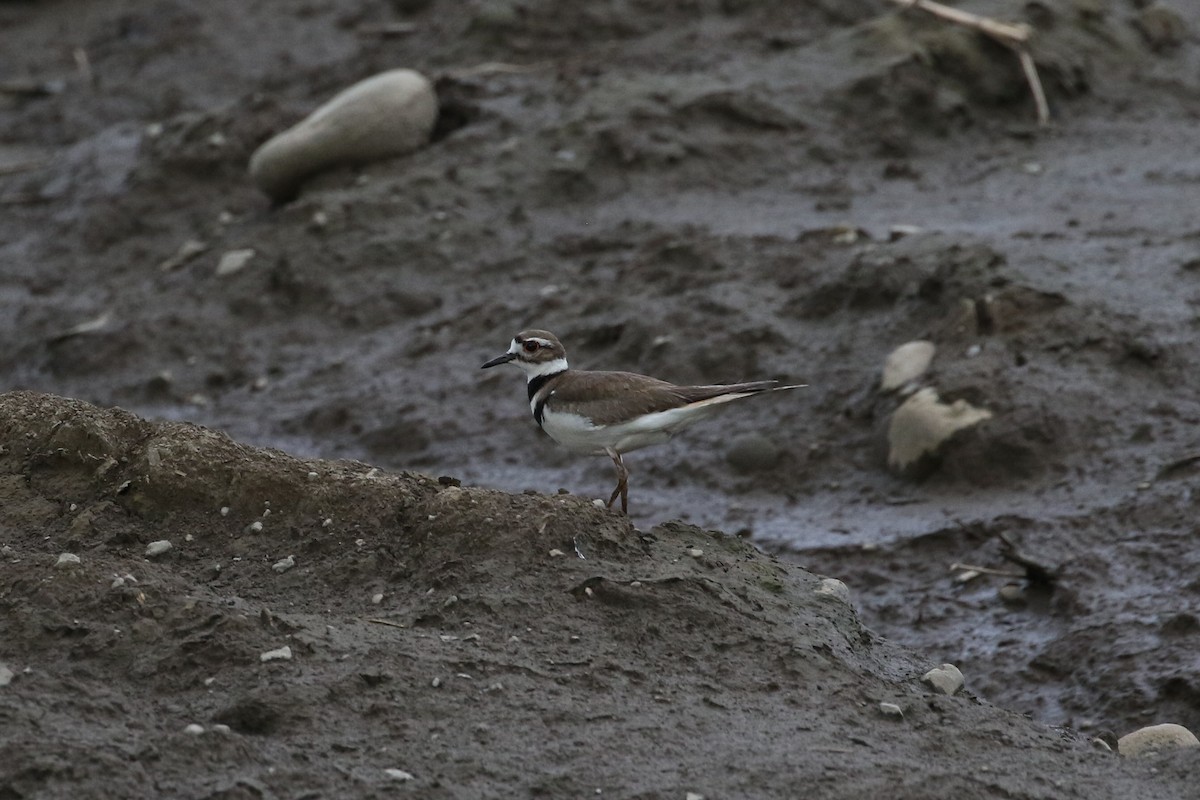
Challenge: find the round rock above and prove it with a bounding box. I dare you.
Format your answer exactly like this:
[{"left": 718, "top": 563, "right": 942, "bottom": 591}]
[
  {"left": 725, "top": 432, "right": 782, "bottom": 473},
  {"left": 814, "top": 577, "right": 850, "bottom": 603},
  {"left": 145, "top": 540, "right": 173, "bottom": 558},
  {"left": 55, "top": 552, "right": 81, "bottom": 569},
  {"left": 921, "top": 663, "right": 965, "bottom": 696},
  {"left": 1117, "top": 723, "right": 1200, "bottom": 758},
  {"left": 880, "top": 340, "right": 936, "bottom": 392},
  {"left": 249, "top": 69, "right": 438, "bottom": 202}
]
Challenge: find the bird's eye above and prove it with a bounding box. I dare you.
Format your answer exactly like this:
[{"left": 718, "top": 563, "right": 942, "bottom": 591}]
[{"left": 523, "top": 341, "right": 539, "bottom": 353}]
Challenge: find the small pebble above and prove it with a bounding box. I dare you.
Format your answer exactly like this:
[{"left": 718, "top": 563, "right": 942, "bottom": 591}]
[
  {"left": 55, "top": 553, "right": 81, "bottom": 569},
  {"left": 431, "top": 677, "right": 441, "bottom": 688},
  {"left": 220, "top": 506, "right": 230, "bottom": 516},
  {"left": 215, "top": 248, "right": 255, "bottom": 276},
  {"left": 272, "top": 555, "right": 295, "bottom": 574},
  {"left": 371, "top": 593, "right": 384, "bottom": 605},
  {"left": 260, "top": 645, "right": 293, "bottom": 663},
  {"left": 922, "top": 664, "right": 965, "bottom": 696},
  {"left": 688, "top": 548, "right": 704, "bottom": 558},
  {"left": 0, "top": 663, "right": 13, "bottom": 687},
  {"left": 145, "top": 540, "right": 172, "bottom": 558},
  {"left": 385, "top": 769, "right": 415, "bottom": 782},
  {"left": 686, "top": 793, "right": 705, "bottom": 800},
  {"left": 183, "top": 723, "right": 205, "bottom": 735},
  {"left": 879, "top": 702, "right": 904, "bottom": 718},
  {"left": 245, "top": 521, "right": 263, "bottom": 534},
  {"left": 592, "top": 499, "right": 605, "bottom": 508},
  {"left": 548, "top": 548, "right": 565, "bottom": 557},
  {"left": 815, "top": 577, "right": 850, "bottom": 603},
  {"left": 1118, "top": 723, "right": 1200, "bottom": 758},
  {"left": 998, "top": 583, "right": 1026, "bottom": 604},
  {"left": 211, "top": 724, "right": 231, "bottom": 735},
  {"left": 880, "top": 340, "right": 936, "bottom": 392},
  {"left": 307, "top": 471, "right": 318, "bottom": 479}
]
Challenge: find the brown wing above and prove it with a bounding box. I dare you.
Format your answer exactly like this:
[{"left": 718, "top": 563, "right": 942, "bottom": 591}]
[
  {"left": 547, "top": 371, "right": 777, "bottom": 427},
  {"left": 673, "top": 380, "right": 779, "bottom": 403}
]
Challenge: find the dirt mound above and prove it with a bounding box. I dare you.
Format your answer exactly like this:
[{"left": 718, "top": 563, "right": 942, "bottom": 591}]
[{"left": 0, "top": 391, "right": 1193, "bottom": 799}]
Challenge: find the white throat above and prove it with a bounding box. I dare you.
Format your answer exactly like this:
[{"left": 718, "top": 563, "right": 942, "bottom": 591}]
[{"left": 520, "top": 357, "right": 569, "bottom": 380}]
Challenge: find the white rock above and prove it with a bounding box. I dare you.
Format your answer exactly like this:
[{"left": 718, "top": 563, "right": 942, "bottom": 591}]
[
  {"left": 688, "top": 548, "right": 704, "bottom": 558},
  {"left": 272, "top": 555, "right": 296, "bottom": 573},
  {"left": 215, "top": 248, "right": 255, "bottom": 276},
  {"left": 183, "top": 723, "right": 205, "bottom": 735},
  {"left": 888, "top": 387, "right": 992, "bottom": 471},
  {"left": 686, "top": 793, "right": 705, "bottom": 800},
  {"left": 0, "top": 663, "right": 13, "bottom": 687},
  {"left": 260, "top": 645, "right": 293, "bottom": 663},
  {"left": 145, "top": 540, "right": 172, "bottom": 557},
  {"left": 814, "top": 577, "right": 850, "bottom": 602},
  {"left": 922, "top": 663, "right": 965, "bottom": 696},
  {"left": 385, "top": 768, "right": 415, "bottom": 781},
  {"left": 1117, "top": 723, "right": 1200, "bottom": 758},
  {"left": 879, "top": 702, "right": 904, "bottom": 718},
  {"left": 249, "top": 69, "right": 438, "bottom": 202},
  {"left": 55, "top": 552, "right": 81, "bottom": 568},
  {"left": 371, "top": 593, "right": 384, "bottom": 605},
  {"left": 211, "top": 724, "right": 232, "bottom": 735},
  {"left": 880, "top": 340, "right": 936, "bottom": 391},
  {"left": 548, "top": 549, "right": 565, "bottom": 557}
]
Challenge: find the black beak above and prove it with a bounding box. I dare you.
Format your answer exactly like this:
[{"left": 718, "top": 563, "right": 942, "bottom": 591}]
[{"left": 481, "top": 352, "right": 516, "bottom": 369}]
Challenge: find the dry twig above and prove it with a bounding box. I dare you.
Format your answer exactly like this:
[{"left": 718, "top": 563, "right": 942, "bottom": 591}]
[
  {"left": 887, "top": 0, "right": 1050, "bottom": 125},
  {"left": 949, "top": 562, "right": 1025, "bottom": 579}
]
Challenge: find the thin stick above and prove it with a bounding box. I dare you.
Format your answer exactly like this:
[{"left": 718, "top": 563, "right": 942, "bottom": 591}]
[
  {"left": 892, "top": 0, "right": 1031, "bottom": 42},
  {"left": 366, "top": 618, "right": 406, "bottom": 629},
  {"left": 1016, "top": 49, "right": 1050, "bottom": 127},
  {"left": 887, "top": 0, "right": 1050, "bottom": 126},
  {"left": 949, "top": 562, "right": 1024, "bottom": 579}
]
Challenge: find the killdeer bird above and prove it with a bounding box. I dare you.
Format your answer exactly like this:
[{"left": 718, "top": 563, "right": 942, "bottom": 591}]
[{"left": 481, "top": 329, "right": 804, "bottom": 513}]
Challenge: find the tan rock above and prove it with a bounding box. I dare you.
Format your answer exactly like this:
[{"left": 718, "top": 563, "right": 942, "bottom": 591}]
[
  {"left": 249, "top": 69, "right": 438, "bottom": 202},
  {"left": 887, "top": 387, "right": 991, "bottom": 471},
  {"left": 1117, "top": 723, "right": 1200, "bottom": 758},
  {"left": 921, "top": 663, "right": 964, "bottom": 696},
  {"left": 880, "top": 340, "right": 935, "bottom": 391}
]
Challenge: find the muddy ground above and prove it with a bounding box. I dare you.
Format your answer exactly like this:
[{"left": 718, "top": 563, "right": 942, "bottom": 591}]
[{"left": 3, "top": 0, "right": 1200, "bottom": 797}]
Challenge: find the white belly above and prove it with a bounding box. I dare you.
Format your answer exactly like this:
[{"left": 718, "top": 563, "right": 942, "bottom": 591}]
[{"left": 538, "top": 405, "right": 719, "bottom": 455}]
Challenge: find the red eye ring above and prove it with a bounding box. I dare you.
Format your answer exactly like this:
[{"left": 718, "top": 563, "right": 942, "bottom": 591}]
[{"left": 523, "top": 341, "right": 539, "bottom": 353}]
